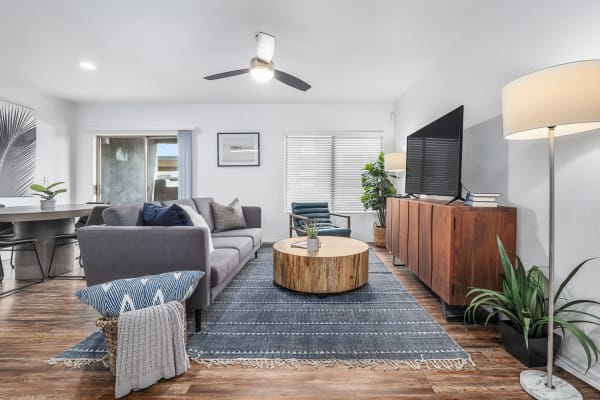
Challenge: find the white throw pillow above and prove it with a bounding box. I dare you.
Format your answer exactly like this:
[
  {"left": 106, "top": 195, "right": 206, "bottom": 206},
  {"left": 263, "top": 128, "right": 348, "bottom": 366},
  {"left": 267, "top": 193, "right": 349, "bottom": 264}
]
[{"left": 179, "top": 204, "right": 214, "bottom": 253}]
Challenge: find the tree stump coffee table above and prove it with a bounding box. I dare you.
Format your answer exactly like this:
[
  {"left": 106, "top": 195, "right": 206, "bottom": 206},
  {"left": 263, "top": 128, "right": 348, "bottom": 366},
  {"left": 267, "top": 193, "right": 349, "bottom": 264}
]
[{"left": 273, "top": 236, "right": 369, "bottom": 294}]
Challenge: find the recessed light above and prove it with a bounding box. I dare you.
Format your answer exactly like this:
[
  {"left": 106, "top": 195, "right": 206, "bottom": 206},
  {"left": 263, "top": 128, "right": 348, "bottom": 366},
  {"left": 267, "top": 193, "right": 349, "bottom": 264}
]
[{"left": 79, "top": 61, "right": 97, "bottom": 71}]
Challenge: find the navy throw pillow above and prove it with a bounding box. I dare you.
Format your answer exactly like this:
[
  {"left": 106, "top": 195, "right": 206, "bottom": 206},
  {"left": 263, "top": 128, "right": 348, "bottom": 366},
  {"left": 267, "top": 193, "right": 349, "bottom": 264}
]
[{"left": 142, "top": 203, "right": 193, "bottom": 226}]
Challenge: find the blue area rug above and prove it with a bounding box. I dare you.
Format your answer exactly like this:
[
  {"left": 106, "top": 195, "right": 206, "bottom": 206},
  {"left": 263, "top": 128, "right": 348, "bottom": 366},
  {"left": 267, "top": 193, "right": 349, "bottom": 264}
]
[{"left": 50, "top": 246, "right": 473, "bottom": 370}]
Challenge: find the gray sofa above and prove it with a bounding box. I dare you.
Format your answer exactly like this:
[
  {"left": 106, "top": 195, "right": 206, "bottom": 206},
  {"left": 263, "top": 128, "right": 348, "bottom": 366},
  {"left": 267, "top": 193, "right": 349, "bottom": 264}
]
[{"left": 77, "top": 197, "right": 262, "bottom": 331}]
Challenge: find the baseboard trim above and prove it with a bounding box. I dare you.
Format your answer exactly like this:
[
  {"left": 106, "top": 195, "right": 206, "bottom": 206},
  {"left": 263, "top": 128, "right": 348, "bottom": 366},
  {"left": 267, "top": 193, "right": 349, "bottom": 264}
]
[{"left": 555, "top": 356, "right": 600, "bottom": 391}]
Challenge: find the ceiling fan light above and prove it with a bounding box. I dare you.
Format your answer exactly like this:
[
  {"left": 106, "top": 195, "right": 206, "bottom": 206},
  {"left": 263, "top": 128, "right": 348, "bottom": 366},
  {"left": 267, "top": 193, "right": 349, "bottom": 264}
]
[{"left": 250, "top": 66, "right": 274, "bottom": 83}]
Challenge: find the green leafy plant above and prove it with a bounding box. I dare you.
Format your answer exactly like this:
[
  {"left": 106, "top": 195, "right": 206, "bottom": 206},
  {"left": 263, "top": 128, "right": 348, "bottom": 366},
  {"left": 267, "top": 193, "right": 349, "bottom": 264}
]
[
  {"left": 304, "top": 221, "right": 319, "bottom": 239},
  {"left": 361, "top": 152, "right": 396, "bottom": 227},
  {"left": 465, "top": 236, "right": 600, "bottom": 371},
  {"left": 29, "top": 182, "right": 67, "bottom": 200}
]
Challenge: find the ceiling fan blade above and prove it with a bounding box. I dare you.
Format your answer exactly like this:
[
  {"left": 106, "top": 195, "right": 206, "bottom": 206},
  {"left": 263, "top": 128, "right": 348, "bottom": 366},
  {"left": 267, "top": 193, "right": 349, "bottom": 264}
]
[
  {"left": 256, "top": 32, "right": 275, "bottom": 62},
  {"left": 204, "top": 69, "right": 249, "bottom": 80},
  {"left": 274, "top": 70, "right": 311, "bottom": 91}
]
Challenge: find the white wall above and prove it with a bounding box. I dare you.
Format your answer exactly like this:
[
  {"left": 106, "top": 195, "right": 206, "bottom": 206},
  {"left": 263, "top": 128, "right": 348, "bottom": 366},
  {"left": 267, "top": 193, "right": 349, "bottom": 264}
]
[
  {"left": 74, "top": 103, "right": 395, "bottom": 242},
  {"left": 393, "top": 1, "right": 600, "bottom": 388},
  {"left": 0, "top": 76, "right": 76, "bottom": 206}
]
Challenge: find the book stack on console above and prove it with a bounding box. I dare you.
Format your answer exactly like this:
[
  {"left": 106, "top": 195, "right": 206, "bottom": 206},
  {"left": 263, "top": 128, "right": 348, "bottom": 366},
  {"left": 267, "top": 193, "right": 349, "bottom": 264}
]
[{"left": 464, "top": 193, "right": 500, "bottom": 208}]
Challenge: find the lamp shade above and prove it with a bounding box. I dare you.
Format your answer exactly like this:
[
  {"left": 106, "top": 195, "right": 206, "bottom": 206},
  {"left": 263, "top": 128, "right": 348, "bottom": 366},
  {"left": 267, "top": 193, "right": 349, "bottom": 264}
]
[
  {"left": 385, "top": 152, "right": 406, "bottom": 171},
  {"left": 502, "top": 60, "right": 600, "bottom": 140}
]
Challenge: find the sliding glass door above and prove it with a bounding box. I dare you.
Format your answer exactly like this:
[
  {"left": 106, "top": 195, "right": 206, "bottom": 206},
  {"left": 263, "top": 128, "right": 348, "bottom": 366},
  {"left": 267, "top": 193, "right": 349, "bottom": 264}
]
[
  {"left": 97, "top": 136, "right": 179, "bottom": 204},
  {"left": 147, "top": 137, "right": 178, "bottom": 202}
]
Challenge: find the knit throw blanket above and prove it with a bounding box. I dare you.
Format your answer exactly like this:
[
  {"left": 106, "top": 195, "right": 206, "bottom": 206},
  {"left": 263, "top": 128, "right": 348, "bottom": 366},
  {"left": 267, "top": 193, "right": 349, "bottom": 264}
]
[{"left": 115, "top": 301, "right": 188, "bottom": 399}]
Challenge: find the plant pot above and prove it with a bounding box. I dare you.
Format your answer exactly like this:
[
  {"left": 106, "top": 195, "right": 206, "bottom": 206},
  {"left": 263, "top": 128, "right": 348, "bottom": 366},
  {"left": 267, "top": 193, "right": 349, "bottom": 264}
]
[
  {"left": 307, "top": 238, "right": 320, "bottom": 253},
  {"left": 373, "top": 225, "right": 386, "bottom": 248},
  {"left": 40, "top": 199, "right": 56, "bottom": 210},
  {"left": 499, "top": 321, "right": 562, "bottom": 367}
]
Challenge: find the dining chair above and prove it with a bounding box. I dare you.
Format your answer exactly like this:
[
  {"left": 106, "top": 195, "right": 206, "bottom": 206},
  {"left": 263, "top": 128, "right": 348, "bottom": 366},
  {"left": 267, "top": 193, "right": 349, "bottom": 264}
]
[
  {"left": 0, "top": 205, "right": 15, "bottom": 269},
  {"left": 47, "top": 205, "right": 111, "bottom": 279},
  {"left": 0, "top": 237, "right": 45, "bottom": 298}
]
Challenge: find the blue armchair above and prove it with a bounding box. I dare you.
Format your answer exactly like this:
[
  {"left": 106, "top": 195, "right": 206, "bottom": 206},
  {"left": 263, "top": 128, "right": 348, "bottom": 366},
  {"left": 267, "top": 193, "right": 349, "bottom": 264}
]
[{"left": 289, "top": 202, "right": 351, "bottom": 238}]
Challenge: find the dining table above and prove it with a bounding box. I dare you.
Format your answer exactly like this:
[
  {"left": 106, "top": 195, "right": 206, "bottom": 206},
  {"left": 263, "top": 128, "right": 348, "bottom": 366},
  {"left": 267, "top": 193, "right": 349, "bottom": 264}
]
[{"left": 0, "top": 204, "right": 96, "bottom": 279}]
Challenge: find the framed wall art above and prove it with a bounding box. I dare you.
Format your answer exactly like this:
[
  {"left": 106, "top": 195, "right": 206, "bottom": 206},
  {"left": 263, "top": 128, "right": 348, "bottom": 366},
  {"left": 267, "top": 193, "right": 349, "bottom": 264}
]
[
  {"left": 0, "top": 100, "right": 36, "bottom": 196},
  {"left": 217, "top": 132, "right": 260, "bottom": 167}
]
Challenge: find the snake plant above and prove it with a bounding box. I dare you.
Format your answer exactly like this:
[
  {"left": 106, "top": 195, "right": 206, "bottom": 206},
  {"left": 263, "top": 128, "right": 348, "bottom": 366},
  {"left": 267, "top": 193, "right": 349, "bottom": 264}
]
[{"left": 465, "top": 236, "right": 600, "bottom": 371}]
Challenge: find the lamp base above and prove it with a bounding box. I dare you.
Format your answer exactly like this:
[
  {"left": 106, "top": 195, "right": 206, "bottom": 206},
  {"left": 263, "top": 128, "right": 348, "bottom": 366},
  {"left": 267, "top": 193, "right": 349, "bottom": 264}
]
[{"left": 520, "top": 370, "right": 582, "bottom": 400}]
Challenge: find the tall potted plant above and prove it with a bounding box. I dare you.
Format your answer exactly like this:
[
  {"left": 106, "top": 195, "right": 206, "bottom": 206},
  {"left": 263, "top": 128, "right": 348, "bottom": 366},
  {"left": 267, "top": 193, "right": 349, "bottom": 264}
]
[
  {"left": 361, "top": 152, "right": 396, "bottom": 247},
  {"left": 465, "top": 237, "right": 600, "bottom": 370}
]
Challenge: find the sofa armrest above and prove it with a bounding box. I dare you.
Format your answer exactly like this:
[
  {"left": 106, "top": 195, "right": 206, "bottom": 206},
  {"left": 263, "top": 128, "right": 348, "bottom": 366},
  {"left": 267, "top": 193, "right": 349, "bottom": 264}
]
[
  {"left": 77, "top": 225, "right": 211, "bottom": 310},
  {"left": 242, "top": 206, "right": 262, "bottom": 228}
]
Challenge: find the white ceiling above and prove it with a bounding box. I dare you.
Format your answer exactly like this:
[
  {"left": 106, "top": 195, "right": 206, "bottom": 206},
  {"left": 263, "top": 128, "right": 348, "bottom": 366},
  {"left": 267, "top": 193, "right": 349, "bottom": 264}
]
[{"left": 0, "top": 0, "right": 481, "bottom": 103}]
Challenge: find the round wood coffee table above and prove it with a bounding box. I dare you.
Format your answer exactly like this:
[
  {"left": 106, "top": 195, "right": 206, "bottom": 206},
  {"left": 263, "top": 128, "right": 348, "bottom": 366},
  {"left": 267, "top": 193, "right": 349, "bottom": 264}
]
[{"left": 273, "top": 236, "right": 369, "bottom": 294}]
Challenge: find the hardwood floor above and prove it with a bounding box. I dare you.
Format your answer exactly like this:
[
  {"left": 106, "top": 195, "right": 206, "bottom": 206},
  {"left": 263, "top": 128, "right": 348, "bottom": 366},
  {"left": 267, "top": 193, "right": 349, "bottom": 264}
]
[{"left": 0, "top": 248, "right": 598, "bottom": 399}]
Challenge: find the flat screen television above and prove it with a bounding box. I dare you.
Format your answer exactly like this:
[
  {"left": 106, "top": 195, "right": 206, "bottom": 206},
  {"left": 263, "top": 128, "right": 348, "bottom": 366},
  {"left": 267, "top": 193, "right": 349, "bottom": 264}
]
[{"left": 405, "top": 105, "right": 464, "bottom": 198}]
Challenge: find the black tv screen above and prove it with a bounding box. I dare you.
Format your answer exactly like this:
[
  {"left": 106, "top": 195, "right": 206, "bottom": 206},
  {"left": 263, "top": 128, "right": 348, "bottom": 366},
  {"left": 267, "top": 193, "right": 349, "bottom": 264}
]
[{"left": 405, "top": 106, "right": 464, "bottom": 197}]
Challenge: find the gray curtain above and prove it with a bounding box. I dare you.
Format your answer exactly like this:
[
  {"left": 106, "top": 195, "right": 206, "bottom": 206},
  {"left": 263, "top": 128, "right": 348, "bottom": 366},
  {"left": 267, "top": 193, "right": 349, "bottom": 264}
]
[{"left": 177, "top": 130, "right": 193, "bottom": 199}]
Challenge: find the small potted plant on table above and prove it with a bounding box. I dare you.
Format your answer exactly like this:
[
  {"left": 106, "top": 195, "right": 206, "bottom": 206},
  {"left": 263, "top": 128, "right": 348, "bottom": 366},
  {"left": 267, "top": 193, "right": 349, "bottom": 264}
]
[
  {"left": 465, "top": 237, "right": 600, "bottom": 369},
  {"left": 304, "top": 221, "right": 320, "bottom": 253},
  {"left": 30, "top": 181, "right": 67, "bottom": 210}
]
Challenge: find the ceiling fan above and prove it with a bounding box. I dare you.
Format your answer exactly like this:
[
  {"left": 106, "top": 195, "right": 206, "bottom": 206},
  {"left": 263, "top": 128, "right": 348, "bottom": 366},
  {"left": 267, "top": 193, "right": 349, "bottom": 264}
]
[{"left": 204, "top": 32, "right": 311, "bottom": 91}]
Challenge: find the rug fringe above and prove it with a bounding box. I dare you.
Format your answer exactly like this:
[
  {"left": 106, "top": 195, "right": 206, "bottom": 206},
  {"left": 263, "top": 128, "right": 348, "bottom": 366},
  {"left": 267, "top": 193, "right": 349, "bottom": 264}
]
[
  {"left": 190, "top": 356, "right": 476, "bottom": 371},
  {"left": 47, "top": 356, "right": 108, "bottom": 369}
]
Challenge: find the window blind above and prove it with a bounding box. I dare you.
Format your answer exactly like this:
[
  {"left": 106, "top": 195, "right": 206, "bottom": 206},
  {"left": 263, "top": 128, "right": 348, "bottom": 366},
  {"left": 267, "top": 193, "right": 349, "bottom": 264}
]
[
  {"left": 333, "top": 136, "right": 384, "bottom": 212},
  {"left": 284, "top": 136, "right": 333, "bottom": 208},
  {"left": 284, "top": 135, "right": 383, "bottom": 212}
]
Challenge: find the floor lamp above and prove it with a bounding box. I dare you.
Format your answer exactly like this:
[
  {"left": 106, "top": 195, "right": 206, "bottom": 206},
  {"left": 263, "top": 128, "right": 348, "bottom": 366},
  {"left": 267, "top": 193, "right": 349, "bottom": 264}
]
[
  {"left": 502, "top": 60, "right": 600, "bottom": 400},
  {"left": 384, "top": 152, "right": 406, "bottom": 195}
]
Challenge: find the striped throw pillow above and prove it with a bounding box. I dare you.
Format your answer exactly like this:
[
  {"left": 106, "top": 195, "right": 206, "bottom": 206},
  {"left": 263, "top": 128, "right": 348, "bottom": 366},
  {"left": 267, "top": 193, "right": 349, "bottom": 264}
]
[{"left": 74, "top": 271, "right": 204, "bottom": 317}]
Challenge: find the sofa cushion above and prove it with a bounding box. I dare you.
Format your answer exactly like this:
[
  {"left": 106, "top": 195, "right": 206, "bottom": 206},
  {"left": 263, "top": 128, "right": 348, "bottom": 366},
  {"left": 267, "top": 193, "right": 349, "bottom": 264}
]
[
  {"left": 142, "top": 203, "right": 193, "bottom": 226},
  {"left": 162, "top": 199, "right": 198, "bottom": 212},
  {"left": 74, "top": 270, "right": 204, "bottom": 317},
  {"left": 314, "top": 226, "right": 352, "bottom": 237},
  {"left": 210, "top": 248, "right": 239, "bottom": 287},
  {"left": 212, "top": 228, "right": 262, "bottom": 247},
  {"left": 178, "top": 204, "right": 214, "bottom": 253},
  {"left": 212, "top": 236, "right": 253, "bottom": 258},
  {"left": 102, "top": 203, "right": 144, "bottom": 226},
  {"left": 192, "top": 197, "right": 215, "bottom": 232},
  {"left": 211, "top": 198, "right": 247, "bottom": 232}
]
